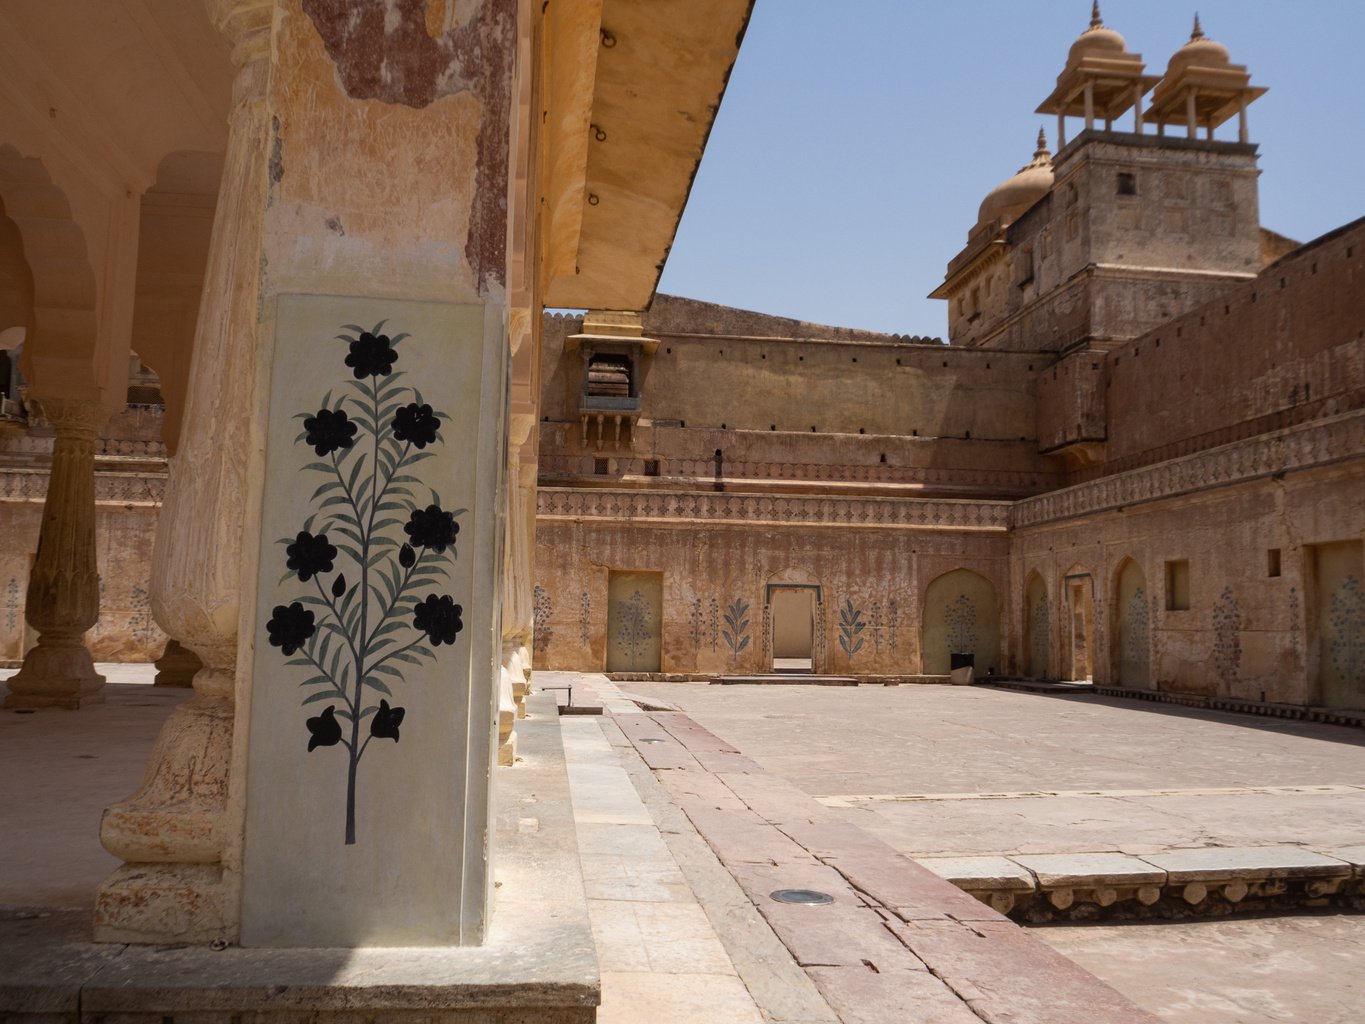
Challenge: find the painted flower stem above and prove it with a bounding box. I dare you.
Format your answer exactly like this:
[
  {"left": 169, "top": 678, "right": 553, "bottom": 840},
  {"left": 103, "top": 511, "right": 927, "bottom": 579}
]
[{"left": 272, "top": 320, "right": 462, "bottom": 847}]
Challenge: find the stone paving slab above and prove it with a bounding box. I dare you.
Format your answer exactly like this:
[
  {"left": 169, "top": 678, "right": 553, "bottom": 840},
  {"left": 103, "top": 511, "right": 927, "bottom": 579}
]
[
  {"left": 804, "top": 965, "right": 984, "bottom": 1024},
  {"left": 1327, "top": 845, "right": 1365, "bottom": 873},
  {"left": 917, "top": 856, "right": 1036, "bottom": 892},
  {"left": 1013, "top": 852, "right": 1168, "bottom": 887},
  {"left": 889, "top": 919, "right": 1161, "bottom": 1024},
  {"left": 0, "top": 691, "right": 600, "bottom": 1024},
  {"left": 1140, "top": 845, "right": 1352, "bottom": 880},
  {"left": 612, "top": 705, "right": 1160, "bottom": 1023}
]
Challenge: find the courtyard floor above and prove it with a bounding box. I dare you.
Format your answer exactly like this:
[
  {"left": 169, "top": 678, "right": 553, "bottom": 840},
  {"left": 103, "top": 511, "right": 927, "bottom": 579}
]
[
  {"left": 615, "top": 677, "right": 1365, "bottom": 1023},
  {"left": 4, "top": 667, "right": 1363, "bottom": 1022}
]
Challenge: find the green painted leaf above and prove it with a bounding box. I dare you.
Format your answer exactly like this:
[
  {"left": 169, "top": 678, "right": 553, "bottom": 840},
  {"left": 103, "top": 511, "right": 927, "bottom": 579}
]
[
  {"left": 361, "top": 677, "right": 393, "bottom": 696},
  {"left": 302, "top": 689, "right": 344, "bottom": 706}
]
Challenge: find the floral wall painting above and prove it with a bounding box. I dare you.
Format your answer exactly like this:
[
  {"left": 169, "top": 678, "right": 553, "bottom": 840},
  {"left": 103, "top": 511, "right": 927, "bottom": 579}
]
[
  {"left": 838, "top": 598, "right": 865, "bottom": 660},
  {"left": 1115, "top": 559, "right": 1150, "bottom": 688},
  {"left": 263, "top": 319, "right": 465, "bottom": 845},
  {"left": 244, "top": 296, "right": 496, "bottom": 947},
  {"left": 920, "top": 569, "right": 1000, "bottom": 674},
  {"left": 722, "top": 598, "right": 751, "bottom": 664},
  {"left": 1314, "top": 540, "right": 1365, "bottom": 709},
  {"left": 605, "top": 570, "right": 662, "bottom": 673}
]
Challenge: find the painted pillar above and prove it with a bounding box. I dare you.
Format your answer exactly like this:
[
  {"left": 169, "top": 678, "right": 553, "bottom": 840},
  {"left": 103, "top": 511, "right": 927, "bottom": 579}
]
[
  {"left": 233, "top": 0, "right": 514, "bottom": 947},
  {"left": 4, "top": 396, "right": 106, "bottom": 709},
  {"left": 94, "top": 0, "right": 273, "bottom": 944}
]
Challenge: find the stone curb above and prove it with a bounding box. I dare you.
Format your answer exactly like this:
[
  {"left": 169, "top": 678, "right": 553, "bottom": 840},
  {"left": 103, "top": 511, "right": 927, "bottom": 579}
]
[{"left": 919, "top": 845, "right": 1364, "bottom": 920}]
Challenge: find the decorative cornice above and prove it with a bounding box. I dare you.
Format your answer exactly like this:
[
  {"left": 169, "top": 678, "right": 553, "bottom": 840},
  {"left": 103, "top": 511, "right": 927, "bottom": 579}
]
[
  {"left": 1013, "top": 410, "right": 1365, "bottom": 529},
  {"left": 0, "top": 468, "right": 165, "bottom": 506},
  {"left": 537, "top": 487, "right": 1011, "bottom": 532},
  {"left": 538, "top": 453, "right": 1057, "bottom": 496}
]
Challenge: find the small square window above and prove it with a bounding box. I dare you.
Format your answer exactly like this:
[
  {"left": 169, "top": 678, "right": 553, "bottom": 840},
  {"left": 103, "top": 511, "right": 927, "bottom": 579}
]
[
  {"left": 1165, "top": 560, "right": 1190, "bottom": 611},
  {"left": 593, "top": 458, "right": 609, "bottom": 475},
  {"left": 644, "top": 459, "right": 660, "bottom": 477},
  {"left": 1117, "top": 172, "right": 1137, "bottom": 196},
  {"left": 1267, "top": 549, "right": 1282, "bottom": 578}
]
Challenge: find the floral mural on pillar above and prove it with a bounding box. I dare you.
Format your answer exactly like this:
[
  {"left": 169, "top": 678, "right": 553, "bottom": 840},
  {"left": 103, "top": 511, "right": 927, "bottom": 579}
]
[{"left": 263, "top": 320, "right": 464, "bottom": 846}]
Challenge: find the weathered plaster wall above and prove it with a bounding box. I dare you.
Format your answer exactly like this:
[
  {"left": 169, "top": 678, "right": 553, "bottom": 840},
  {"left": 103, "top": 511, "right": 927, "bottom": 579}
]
[
  {"left": 1010, "top": 460, "right": 1365, "bottom": 706},
  {"left": 0, "top": 497, "right": 164, "bottom": 663},
  {"left": 534, "top": 512, "right": 1011, "bottom": 677}
]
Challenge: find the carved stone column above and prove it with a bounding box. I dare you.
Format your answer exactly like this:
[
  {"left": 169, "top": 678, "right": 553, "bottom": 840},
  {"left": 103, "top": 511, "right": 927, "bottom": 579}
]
[
  {"left": 153, "top": 639, "right": 202, "bottom": 688},
  {"left": 5, "top": 397, "right": 106, "bottom": 710},
  {"left": 94, "top": 0, "right": 272, "bottom": 943}
]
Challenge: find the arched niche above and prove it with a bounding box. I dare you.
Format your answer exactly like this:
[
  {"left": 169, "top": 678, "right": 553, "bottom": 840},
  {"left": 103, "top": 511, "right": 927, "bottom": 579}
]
[
  {"left": 922, "top": 568, "right": 1000, "bottom": 675},
  {"left": 1024, "top": 571, "right": 1050, "bottom": 679},
  {"left": 1113, "top": 557, "right": 1150, "bottom": 688}
]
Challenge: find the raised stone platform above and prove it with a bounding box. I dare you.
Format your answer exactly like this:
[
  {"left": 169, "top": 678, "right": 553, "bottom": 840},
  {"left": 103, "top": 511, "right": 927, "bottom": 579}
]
[
  {"left": 0, "top": 691, "right": 599, "bottom": 1024},
  {"left": 920, "top": 845, "right": 1365, "bottom": 921}
]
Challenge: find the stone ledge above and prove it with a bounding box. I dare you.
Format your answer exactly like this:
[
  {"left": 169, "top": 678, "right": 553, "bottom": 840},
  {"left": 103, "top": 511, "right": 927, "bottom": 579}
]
[
  {"left": 0, "top": 692, "right": 598, "bottom": 1024},
  {"left": 919, "top": 844, "right": 1362, "bottom": 922}
]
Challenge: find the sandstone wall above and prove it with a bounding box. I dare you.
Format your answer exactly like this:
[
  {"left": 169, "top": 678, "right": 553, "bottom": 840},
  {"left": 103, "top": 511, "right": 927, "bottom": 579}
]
[
  {"left": 1011, "top": 442, "right": 1364, "bottom": 706},
  {"left": 533, "top": 490, "right": 1013, "bottom": 677},
  {"left": 1103, "top": 218, "right": 1365, "bottom": 466}
]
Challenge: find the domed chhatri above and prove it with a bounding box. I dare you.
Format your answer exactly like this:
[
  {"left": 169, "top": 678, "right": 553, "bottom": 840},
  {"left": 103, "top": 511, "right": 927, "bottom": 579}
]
[
  {"left": 978, "top": 129, "right": 1054, "bottom": 229},
  {"left": 1148, "top": 14, "right": 1266, "bottom": 142},
  {"left": 1067, "top": 1, "right": 1128, "bottom": 66},
  {"left": 1037, "top": 2, "right": 1159, "bottom": 146},
  {"left": 1166, "top": 13, "right": 1231, "bottom": 74}
]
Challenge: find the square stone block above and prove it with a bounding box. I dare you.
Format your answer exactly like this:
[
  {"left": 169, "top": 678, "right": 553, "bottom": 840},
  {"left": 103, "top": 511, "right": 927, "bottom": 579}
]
[
  {"left": 1012, "top": 852, "right": 1166, "bottom": 887},
  {"left": 916, "top": 856, "right": 1036, "bottom": 892},
  {"left": 1142, "top": 846, "right": 1352, "bottom": 881}
]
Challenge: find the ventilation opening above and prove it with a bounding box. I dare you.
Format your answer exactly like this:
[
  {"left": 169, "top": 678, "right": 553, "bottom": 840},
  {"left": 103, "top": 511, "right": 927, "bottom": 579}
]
[
  {"left": 594, "top": 458, "right": 609, "bottom": 475},
  {"left": 586, "top": 354, "right": 631, "bottom": 398},
  {"left": 1267, "top": 548, "right": 1281, "bottom": 578}
]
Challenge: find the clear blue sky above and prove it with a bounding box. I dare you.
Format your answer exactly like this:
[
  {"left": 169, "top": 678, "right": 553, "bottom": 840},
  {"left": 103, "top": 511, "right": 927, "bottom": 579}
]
[{"left": 657, "top": 1, "right": 1365, "bottom": 338}]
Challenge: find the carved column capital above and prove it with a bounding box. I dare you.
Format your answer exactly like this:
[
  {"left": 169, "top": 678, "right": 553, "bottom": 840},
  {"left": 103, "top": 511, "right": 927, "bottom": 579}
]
[
  {"left": 30, "top": 395, "right": 105, "bottom": 441},
  {"left": 206, "top": 0, "right": 274, "bottom": 69}
]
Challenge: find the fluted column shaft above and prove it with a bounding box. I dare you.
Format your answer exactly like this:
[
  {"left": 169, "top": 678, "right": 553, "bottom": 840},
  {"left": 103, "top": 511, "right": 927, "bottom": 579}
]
[
  {"left": 5, "top": 397, "right": 106, "bottom": 710},
  {"left": 94, "top": 0, "right": 273, "bottom": 944}
]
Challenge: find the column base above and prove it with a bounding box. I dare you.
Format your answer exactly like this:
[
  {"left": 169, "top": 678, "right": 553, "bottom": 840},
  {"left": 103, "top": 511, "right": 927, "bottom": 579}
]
[
  {"left": 153, "top": 639, "right": 203, "bottom": 688},
  {"left": 93, "top": 863, "right": 233, "bottom": 944},
  {"left": 4, "top": 642, "right": 105, "bottom": 709}
]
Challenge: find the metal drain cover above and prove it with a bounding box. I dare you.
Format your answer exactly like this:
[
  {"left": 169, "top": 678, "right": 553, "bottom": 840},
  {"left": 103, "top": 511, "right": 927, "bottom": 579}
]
[
  {"left": 638, "top": 737, "right": 665, "bottom": 744},
  {"left": 770, "top": 888, "right": 834, "bottom": 905}
]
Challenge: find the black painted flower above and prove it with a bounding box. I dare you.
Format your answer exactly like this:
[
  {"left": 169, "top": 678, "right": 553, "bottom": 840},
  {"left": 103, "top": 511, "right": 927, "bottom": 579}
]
[
  {"left": 392, "top": 402, "right": 440, "bottom": 449},
  {"left": 369, "top": 699, "right": 406, "bottom": 742},
  {"left": 413, "top": 594, "right": 463, "bottom": 646},
  {"left": 303, "top": 407, "right": 357, "bottom": 456},
  {"left": 306, "top": 705, "right": 343, "bottom": 752},
  {"left": 267, "top": 601, "right": 316, "bottom": 655},
  {"left": 403, "top": 504, "right": 458, "bottom": 553},
  {"left": 286, "top": 531, "right": 337, "bottom": 582},
  {"left": 344, "top": 331, "right": 398, "bottom": 379}
]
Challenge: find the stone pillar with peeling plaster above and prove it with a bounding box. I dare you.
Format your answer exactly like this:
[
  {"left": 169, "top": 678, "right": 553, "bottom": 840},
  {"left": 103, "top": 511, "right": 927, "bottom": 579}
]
[
  {"left": 4, "top": 396, "right": 107, "bottom": 710},
  {"left": 94, "top": 0, "right": 273, "bottom": 944}
]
